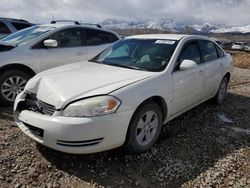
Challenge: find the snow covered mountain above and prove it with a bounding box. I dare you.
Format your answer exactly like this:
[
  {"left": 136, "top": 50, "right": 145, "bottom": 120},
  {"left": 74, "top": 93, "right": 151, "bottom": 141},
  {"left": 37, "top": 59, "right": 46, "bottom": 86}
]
[
  {"left": 100, "top": 18, "right": 186, "bottom": 32},
  {"left": 211, "top": 25, "right": 250, "bottom": 33},
  {"left": 191, "top": 23, "right": 223, "bottom": 33},
  {"left": 100, "top": 18, "right": 250, "bottom": 34}
]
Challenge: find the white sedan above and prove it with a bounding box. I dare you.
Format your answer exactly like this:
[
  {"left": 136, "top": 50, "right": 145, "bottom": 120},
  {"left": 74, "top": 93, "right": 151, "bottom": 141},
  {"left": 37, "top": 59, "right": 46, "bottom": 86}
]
[
  {"left": 14, "top": 34, "right": 234, "bottom": 154},
  {"left": 231, "top": 42, "right": 246, "bottom": 51}
]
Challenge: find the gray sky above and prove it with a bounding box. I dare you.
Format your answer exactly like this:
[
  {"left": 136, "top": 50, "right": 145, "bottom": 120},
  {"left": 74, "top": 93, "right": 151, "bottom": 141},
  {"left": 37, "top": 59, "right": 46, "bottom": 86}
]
[{"left": 0, "top": 0, "right": 249, "bottom": 26}]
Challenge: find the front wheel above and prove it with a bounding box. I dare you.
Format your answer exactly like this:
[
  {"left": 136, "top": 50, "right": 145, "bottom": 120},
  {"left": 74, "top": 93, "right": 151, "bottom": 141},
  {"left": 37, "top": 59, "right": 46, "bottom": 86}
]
[
  {"left": 126, "top": 102, "right": 163, "bottom": 153},
  {"left": 0, "top": 70, "right": 31, "bottom": 105},
  {"left": 213, "top": 76, "right": 229, "bottom": 105}
]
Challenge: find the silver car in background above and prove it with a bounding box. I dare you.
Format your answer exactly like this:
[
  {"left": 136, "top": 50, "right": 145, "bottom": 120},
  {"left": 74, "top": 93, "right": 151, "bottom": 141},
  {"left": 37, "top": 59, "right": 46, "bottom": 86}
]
[{"left": 0, "top": 20, "right": 120, "bottom": 104}]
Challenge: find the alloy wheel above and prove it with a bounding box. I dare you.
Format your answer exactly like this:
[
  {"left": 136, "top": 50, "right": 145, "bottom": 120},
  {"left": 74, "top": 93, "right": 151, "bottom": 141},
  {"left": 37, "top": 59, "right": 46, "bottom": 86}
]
[
  {"left": 1, "top": 76, "right": 27, "bottom": 102},
  {"left": 135, "top": 110, "right": 159, "bottom": 146},
  {"left": 218, "top": 78, "right": 227, "bottom": 103}
]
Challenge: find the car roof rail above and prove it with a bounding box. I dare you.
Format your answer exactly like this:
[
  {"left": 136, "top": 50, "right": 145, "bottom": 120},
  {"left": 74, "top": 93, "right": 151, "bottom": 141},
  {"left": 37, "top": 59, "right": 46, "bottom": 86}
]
[
  {"left": 51, "top": 20, "right": 80, "bottom": 25},
  {"left": 79, "top": 23, "right": 102, "bottom": 28},
  {"left": 50, "top": 20, "right": 102, "bottom": 28}
]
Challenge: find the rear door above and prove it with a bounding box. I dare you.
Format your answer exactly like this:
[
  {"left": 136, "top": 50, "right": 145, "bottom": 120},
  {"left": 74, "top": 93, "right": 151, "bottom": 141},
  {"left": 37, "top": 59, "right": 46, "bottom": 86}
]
[
  {"left": 198, "top": 40, "right": 224, "bottom": 99},
  {"left": 83, "top": 28, "right": 119, "bottom": 59},
  {"left": 32, "top": 28, "right": 87, "bottom": 71},
  {"left": 170, "top": 40, "right": 204, "bottom": 116}
]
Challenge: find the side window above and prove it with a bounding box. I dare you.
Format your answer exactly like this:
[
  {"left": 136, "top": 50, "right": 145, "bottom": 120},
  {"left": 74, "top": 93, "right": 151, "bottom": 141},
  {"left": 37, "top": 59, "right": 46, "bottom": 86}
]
[
  {"left": 84, "top": 29, "right": 118, "bottom": 46},
  {"left": 174, "top": 42, "right": 201, "bottom": 71},
  {"left": 0, "top": 21, "right": 11, "bottom": 34},
  {"left": 49, "top": 28, "right": 82, "bottom": 48},
  {"left": 215, "top": 45, "right": 225, "bottom": 58},
  {"left": 11, "top": 22, "right": 32, "bottom": 30},
  {"left": 199, "top": 40, "right": 218, "bottom": 62},
  {"left": 180, "top": 42, "right": 201, "bottom": 64}
]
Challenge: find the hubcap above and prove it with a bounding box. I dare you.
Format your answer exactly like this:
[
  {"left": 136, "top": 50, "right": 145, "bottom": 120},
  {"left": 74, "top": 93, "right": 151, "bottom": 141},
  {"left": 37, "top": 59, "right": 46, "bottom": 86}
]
[
  {"left": 1, "top": 76, "right": 27, "bottom": 102},
  {"left": 218, "top": 79, "right": 227, "bottom": 102},
  {"left": 136, "top": 111, "right": 159, "bottom": 146}
]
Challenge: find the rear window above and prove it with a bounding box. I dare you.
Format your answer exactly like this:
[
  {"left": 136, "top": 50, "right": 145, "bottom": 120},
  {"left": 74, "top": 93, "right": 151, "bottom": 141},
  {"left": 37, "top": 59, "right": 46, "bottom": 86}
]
[
  {"left": 11, "top": 22, "right": 32, "bottom": 31},
  {"left": 84, "top": 29, "right": 118, "bottom": 45},
  {"left": 0, "top": 21, "right": 11, "bottom": 34}
]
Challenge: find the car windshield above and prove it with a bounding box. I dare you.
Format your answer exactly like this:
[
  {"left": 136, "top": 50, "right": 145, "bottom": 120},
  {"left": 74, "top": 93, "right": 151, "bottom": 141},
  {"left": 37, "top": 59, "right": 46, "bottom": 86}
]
[
  {"left": 1, "top": 25, "right": 56, "bottom": 46},
  {"left": 90, "top": 38, "right": 178, "bottom": 72}
]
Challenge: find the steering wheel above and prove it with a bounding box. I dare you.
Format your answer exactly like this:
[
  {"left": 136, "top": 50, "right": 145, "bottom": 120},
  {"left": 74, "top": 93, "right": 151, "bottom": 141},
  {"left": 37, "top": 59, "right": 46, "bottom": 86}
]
[{"left": 152, "top": 56, "right": 166, "bottom": 62}]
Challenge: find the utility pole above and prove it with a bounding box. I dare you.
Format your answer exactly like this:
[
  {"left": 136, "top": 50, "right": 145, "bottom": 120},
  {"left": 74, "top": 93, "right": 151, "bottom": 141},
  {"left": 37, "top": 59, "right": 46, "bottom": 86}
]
[{"left": 129, "top": 22, "right": 134, "bottom": 35}]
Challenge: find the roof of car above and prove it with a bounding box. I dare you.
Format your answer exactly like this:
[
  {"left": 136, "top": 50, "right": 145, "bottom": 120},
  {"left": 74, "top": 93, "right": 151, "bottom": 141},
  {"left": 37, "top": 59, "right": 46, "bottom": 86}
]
[
  {"left": 39, "top": 23, "right": 71, "bottom": 28},
  {"left": 39, "top": 23, "right": 107, "bottom": 30},
  {"left": 126, "top": 34, "right": 215, "bottom": 42},
  {"left": 37, "top": 23, "right": 120, "bottom": 36},
  {"left": 126, "top": 34, "right": 190, "bottom": 40},
  {"left": 0, "top": 17, "right": 30, "bottom": 23}
]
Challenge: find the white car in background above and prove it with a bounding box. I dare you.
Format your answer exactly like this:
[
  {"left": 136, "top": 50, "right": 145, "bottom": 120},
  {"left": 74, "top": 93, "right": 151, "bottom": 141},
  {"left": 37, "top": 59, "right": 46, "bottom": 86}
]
[
  {"left": 231, "top": 42, "right": 246, "bottom": 51},
  {"left": 0, "top": 20, "right": 119, "bottom": 104},
  {"left": 244, "top": 43, "right": 250, "bottom": 52},
  {"left": 14, "top": 34, "right": 234, "bottom": 154}
]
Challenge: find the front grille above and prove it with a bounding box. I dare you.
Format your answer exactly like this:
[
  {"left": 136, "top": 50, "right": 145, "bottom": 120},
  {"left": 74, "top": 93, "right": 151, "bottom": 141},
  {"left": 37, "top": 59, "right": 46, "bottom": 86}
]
[
  {"left": 18, "top": 93, "right": 56, "bottom": 116},
  {"left": 37, "top": 100, "right": 56, "bottom": 115}
]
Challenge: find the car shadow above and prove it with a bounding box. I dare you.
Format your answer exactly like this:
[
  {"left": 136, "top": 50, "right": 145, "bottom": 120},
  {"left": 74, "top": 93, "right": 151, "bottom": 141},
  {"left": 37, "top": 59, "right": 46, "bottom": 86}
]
[
  {"left": 0, "top": 103, "right": 13, "bottom": 121},
  {"left": 35, "top": 92, "right": 249, "bottom": 187}
]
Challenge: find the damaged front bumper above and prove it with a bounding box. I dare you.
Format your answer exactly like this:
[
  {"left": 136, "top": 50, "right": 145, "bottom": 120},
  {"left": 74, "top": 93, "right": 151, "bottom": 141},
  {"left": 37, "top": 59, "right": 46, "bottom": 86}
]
[{"left": 13, "top": 92, "right": 133, "bottom": 154}]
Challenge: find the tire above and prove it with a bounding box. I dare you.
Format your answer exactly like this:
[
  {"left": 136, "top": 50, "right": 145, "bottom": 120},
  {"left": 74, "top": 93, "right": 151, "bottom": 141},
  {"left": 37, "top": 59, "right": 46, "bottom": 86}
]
[
  {"left": 0, "top": 70, "right": 31, "bottom": 105},
  {"left": 126, "top": 102, "right": 163, "bottom": 153},
  {"left": 213, "top": 76, "right": 229, "bottom": 105}
]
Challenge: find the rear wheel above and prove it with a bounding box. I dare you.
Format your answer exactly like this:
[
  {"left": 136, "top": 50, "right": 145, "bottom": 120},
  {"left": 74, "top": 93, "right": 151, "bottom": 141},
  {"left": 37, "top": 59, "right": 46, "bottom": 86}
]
[
  {"left": 126, "top": 102, "right": 163, "bottom": 153},
  {"left": 0, "top": 70, "right": 31, "bottom": 105},
  {"left": 213, "top": 76, "right": 229, "bottom": 105}
]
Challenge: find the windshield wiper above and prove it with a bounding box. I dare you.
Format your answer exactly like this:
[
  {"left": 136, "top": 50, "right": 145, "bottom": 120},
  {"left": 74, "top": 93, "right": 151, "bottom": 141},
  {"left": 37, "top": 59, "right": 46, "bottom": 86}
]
[
  {"left": 88, "top": 59, "right": 102, "bottom": 64},
  {"left": 106, "top": 63, "right": 146, "bottom": 71}
]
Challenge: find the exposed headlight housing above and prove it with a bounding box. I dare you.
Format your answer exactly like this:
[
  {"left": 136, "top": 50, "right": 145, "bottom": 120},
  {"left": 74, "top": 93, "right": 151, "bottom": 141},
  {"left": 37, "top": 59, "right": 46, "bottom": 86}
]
[{"left": 63, "top": 96, "right": 121, "bottom": 117}]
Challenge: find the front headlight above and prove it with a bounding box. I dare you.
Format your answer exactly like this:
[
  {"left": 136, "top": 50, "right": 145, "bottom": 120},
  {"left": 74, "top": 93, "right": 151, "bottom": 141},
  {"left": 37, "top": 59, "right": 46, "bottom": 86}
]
[{"left": 63, "top": 96, "right": 121, "bottom": 117}]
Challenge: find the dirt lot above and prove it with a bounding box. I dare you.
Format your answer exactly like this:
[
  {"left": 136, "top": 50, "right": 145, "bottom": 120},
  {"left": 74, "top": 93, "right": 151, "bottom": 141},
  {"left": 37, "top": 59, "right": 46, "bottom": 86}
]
[{"left": 0, "top": 67, "right": 250, "bottom": 188}]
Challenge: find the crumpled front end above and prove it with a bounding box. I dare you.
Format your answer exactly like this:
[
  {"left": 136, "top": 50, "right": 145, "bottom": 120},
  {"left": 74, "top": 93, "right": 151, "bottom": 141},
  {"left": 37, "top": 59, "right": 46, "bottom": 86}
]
[{"left": 13, "top": 91, "right": 134, "bottom": 154}]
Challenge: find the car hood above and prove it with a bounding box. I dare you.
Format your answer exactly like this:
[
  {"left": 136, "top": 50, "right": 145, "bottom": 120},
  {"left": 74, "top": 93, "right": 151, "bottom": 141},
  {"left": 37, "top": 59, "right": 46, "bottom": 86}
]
[{"left": 25, "top": 61, "right": 157, "bottom": 109}]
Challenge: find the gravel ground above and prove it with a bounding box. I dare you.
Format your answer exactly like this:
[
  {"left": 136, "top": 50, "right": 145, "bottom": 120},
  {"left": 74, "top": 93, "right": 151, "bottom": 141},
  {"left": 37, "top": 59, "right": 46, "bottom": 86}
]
[{"left": 0, "top": 67, "right": 249, "bottom": 188}]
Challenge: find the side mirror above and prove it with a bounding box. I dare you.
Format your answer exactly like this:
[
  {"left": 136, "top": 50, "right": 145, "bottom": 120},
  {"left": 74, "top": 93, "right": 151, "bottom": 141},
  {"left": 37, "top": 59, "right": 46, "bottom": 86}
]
[
  {"left": 180, "top": 59, "right": 198, "bottom": 70},
  {"left": 43, "top": 39, "right": 58, "bottom": 48}
]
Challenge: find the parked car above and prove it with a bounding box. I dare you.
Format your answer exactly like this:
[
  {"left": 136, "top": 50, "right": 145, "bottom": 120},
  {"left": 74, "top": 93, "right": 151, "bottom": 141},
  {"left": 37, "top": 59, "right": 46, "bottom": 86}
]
[
  {"left": 244, "top": 43, "right": 250, "bottom": 52},
  {"left": 0, "top": 20, "right": 120, "bottom": 104},
  {"left": 231, "top": 42, "right": 246, "bottom": 51},
  {"left": 14, "top": 34, "right": 234, "bottom": 154},
  {"left": 0, "top": 17, "right": 33, "bottom": 39}
]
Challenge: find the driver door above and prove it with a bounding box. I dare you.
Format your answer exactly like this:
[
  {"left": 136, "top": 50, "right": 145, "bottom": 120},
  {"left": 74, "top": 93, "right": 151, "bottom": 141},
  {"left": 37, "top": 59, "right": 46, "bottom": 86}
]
[{"left": 170, "top": 41, "right": 204, "bottom": 116}]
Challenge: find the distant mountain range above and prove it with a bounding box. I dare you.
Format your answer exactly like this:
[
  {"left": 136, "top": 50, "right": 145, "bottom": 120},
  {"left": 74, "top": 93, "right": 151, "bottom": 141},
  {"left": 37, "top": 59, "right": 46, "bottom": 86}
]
[{"left": 100, "top": 18, "right": 250, "bottom": 34}]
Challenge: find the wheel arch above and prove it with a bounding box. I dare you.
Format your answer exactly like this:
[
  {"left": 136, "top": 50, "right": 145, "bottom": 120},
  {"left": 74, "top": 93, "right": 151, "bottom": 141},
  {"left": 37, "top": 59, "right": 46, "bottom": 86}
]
[
  {"left": 224, "top": 72, "right": 231, "bottom": 81},
  {"left": 130, "top": 95, "right": 168, "bottom": 125},
  {"left": 0, "top": 64, "right": 36, "bottom": 77},
  {"left": 124, "top": 95, "right": 168, "bottom": 150}
]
